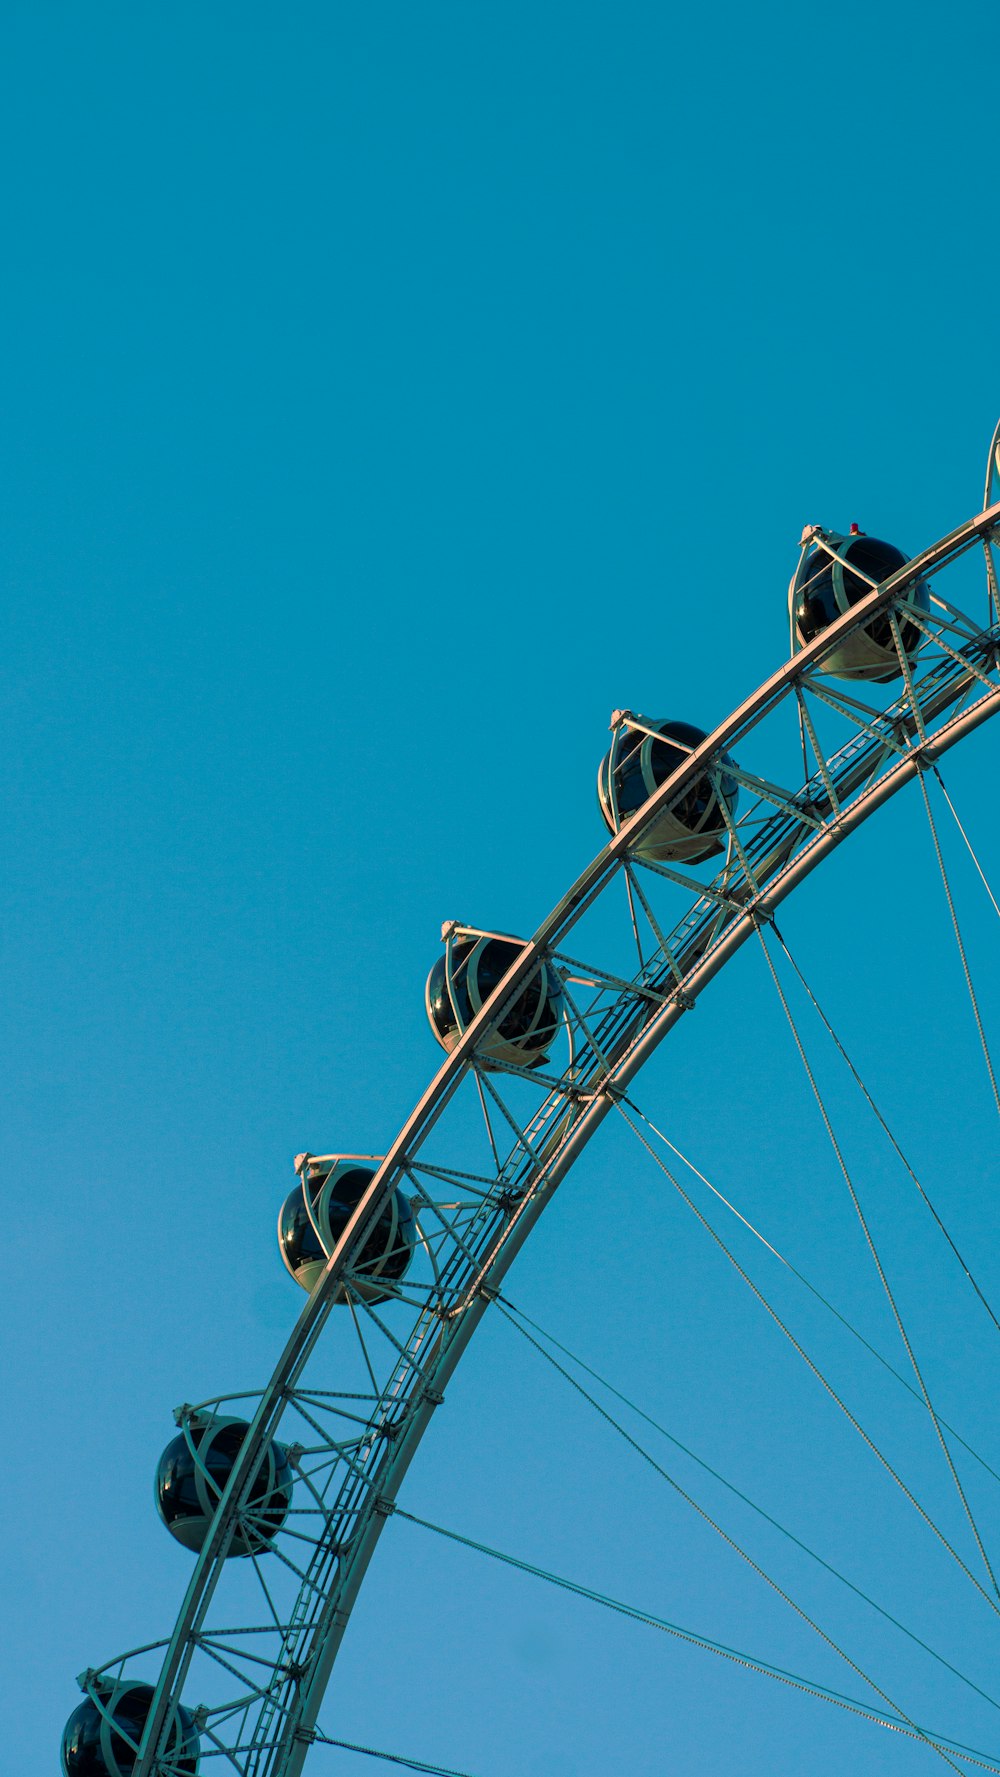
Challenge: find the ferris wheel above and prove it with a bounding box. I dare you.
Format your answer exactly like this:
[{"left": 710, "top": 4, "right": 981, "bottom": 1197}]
[{"left": 61, "top": 420, "right": 1000, "bottom": 1777}]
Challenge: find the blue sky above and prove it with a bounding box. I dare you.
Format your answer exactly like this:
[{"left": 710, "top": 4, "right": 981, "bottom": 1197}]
[{"left": 3, "top": 3, "right": 1000, "bottom": 1773}]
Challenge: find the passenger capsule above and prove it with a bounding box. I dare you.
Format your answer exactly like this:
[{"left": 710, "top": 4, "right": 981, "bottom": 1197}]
[
  {"left": 598, "top": 715, "right": 739, "bottom": 864},
  {"left": 62, "top": 1678, "right": 199, "bottom": 1777},
  {"left": 155, "top": 1414, "right": 292, "bottom": 1556},
  {"left": 426, "top": 927, "right": 564, "bottom": 1067},
  {"left": 278, "top": 1154, "right": 416, "bottom": 1301},
  {"left": 789, "top": 526, "right": 930, "bottom": 682}
]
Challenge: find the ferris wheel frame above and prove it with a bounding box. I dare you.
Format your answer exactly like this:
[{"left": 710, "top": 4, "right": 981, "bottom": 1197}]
[{"left": 78, "top": 470, "right": 1000, "bottom": 1777}]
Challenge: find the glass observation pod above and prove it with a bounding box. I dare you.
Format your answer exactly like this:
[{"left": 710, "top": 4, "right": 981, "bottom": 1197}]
[
  {"left": 425, "top": 924, "right": 564, "bottom": 1069},
  {"left": 155, "top": 1412, "right": 293, "bottom": 1556},
  {"left": 62, "top": 1677, "right": 200, "bottom": 1777},
  {"left": 278, "top": 1153, "right": 416, "bottom": 1301},
  {"left": 597, "top": 715, "right": 740, "bottom": 865},
  {"left": 788, "top": 524, "right": 930, "bottom": 682}
]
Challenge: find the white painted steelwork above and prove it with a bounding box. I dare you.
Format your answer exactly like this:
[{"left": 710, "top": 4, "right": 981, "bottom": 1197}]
[{"left": 75, "top": 461, "right": 1000, "bottom": 1777}]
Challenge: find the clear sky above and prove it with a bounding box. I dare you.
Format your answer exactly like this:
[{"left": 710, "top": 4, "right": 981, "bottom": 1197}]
[{"left": 3, "top": 3, "right": 1000, "bottom": 1773}]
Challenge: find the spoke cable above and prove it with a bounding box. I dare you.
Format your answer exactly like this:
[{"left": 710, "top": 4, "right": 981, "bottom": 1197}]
[
  {"left": 613, "top": 1100, "right": 1000, "bottom": 1621},
  {"left": 765, "top": 917, "right": 1000, "bottom": 1340},
  {"left": 309, "top": 1730, "right": 476, "bottom": 1776},
  {"left": 757, "top": 924, "right": 1000, "bottom": 1602},
  {"left": 485, "top": 1304, "right": 963, "bottom": 1770},
  {"left": 932, "top": 765, "right": 1000, "bottom": 925},
  {"left": 919, "top": 768, "right": 1000, "bottom": 1117},
  {"left": 495, "top": 1292, "right": 1000, "bottom": 1715},
  {"left": 614, "top": 1097, "right": 1000, "bottom": 1491},
  {"left": 393, "top": 1507, "right": 999, "bottom": 1773}
]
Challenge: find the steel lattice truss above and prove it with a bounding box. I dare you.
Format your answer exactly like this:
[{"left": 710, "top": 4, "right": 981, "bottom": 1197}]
[{"left": 80, "top": 480, "right": 1000, "bottom": 1777}]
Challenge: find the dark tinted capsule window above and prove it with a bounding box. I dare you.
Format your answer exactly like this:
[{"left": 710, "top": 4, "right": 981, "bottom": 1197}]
[
  {"left": 448, "top": 939, "right": 476, "bottom": 1027},
  {"left": 842, "top": 537, "right": 907, "bottom": 599},
  {"left": 716, "top": 751, "right": 739, "bottom": 805},
  {"left": 499, "top": 965, "right": 541, "bottom": 1041},
  {"left": 476, "top": 939, "right": 556, "bottom": 1045},
  {"left": 157, "top": 1434, "right": 202, "bottom": 1520},
  {"left": 429, "top": 939, "right": 476, "bottom": 1035},
  {"left": 380, "top": 1195, "right": 416, "bottom": 1279},
  {"left": 280, "top": 1187, "right": 325, "bottom": 1268},
  {"left": 797, "top": 552, "right": 839, "bottom": 641},
  {"left": 426, "top": 955, "right": 454, "bottom": 1037},
  {"left": 799, "top": 537, "right": 925, "bottom": 657},
  {"left": 843, "top": 536, "right": 914, "bottom": 651},
  {"left": 612, "top": 730, "right": 649, "bottom": 815},
  {"left": 108, "top": 1685, "right": 157, "bottom": 1774},
  {"left": 328, "top": 1168, "right": 380, "bottom": 1250},
  {"left": 358, "top": 1189, "right": 416, "bottom": 1280},
  {"left": 328, "top": 1166, "right": 376, "bottom": 1213},
  {"left": 653, "top": 722, "right": 713, "bottom": 824},
  {"left": 62, "top": 1698, "right": 106, "bottom": 1777},
  {"left": 476, "top": 938, "right": 523, "bottom": 997},
  {"left": 206, "top": 1423, "right": 247, "bottom": 1495},
  {"left": 109, "top": 1702, "right": 148, "bottom": 1771},
  {"left": 612, "top": 721, "right": 717, "bottom": 828},
  {"left": 657, "top": 719, "right": 707, "bottom": 752},
  {"left": 63, "top": 1689, "right": 198, "bottom": 1777}
]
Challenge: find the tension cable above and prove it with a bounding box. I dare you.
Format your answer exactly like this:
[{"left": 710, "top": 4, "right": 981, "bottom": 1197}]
[
  {"left": 765, "top": 916, "right": 1000, "bottom": 1340},
  {"left": 919, "top": 766, "right": 1000, "bottom": 1117},
  {"left": 932, "top": 765, "right": 1000, "bottom": 926},
  {"left": 495, "top": 1291, "right": 1000, "bottom": 1717},
  {"left": 310, "top": 1732, "right": 475, "bottom": 1776},
  {"left": 757, "top": 923, "right": 1000, "bottom": 1603},
  {"left": 614, "top": 1098, "right": 1000, "bottom": 1621},
  {"left": 393, "top": 1507, "right": 998, "bottom": 1773},
  {"left": 613, "top": 1095, "right": 1000, "bottom": 1491},
  {"left": 478, "top": 1307, "right": 963, "bottom": 1769}
]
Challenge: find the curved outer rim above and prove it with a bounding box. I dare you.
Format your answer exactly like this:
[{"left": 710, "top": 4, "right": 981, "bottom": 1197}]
[
  {"left": 132, "top": 497, "right": 1000, "bottom": 1777},
  {"left": 984, "top": 419, "right": 1000, "bottom": 511}
]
